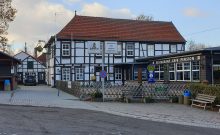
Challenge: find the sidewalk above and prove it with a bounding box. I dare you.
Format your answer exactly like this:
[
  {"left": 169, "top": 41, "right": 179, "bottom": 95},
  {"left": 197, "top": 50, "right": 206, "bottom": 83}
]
[{"left": 0, "top": 85, "right": 220, "bottom": 129}]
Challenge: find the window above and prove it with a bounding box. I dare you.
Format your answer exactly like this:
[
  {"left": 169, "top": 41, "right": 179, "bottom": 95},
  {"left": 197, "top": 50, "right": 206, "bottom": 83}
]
[
  {"left": 148, "top": 45, "right": 154, "bottom": 56},
  {"left": 177, "top": 44, "right": 184, "bottom": 53},
  {"left": 192, "top": 61, "right": 200, "bottom": 81},
  {"left": 169, "top": 63, "right": 175, "bottom": 80},
  {"left": 62, "top": 43, "right": 70, "bottom": 56},
  {"left": 155, "top": 44, "right": 162, "bottom": 56},
  {"left": 75, "top": 67, "right": 84, "bottom": 80},
  {"left": 96, "top": 42, "right": 103, "bottom": 56},
  {"left": 115, "top": 42, "right": 122, "bottom": 56},
  {"left": 115, "top": 67, "right": 122, "bottom": 80},
  {"left": 62, "top": 68, "right": 71, "bottom": 81},
  {"left": 155, "top": 64, "right": 164, "bottom": 81},
  {"left": 126, "top": 43, "right": 134, "bottom": 56},
  {"left": 163, "top": 44, "right": 170, "bottom": 55},
  {"left": 27, "top": 61, "right": 33, "bottom": 69},
  {"left": 176, "top": 62, "right": 191, "bottom": 81},
  {"left": 170, "top": 45, "right": 177, "bottom": 53}
]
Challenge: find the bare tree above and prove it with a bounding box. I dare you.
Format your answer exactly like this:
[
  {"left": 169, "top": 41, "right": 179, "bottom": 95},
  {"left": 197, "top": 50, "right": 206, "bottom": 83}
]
[
  {"left": 136, "top": 14, "right": 154, "bottom": 21},
  {"left": 187, "top": 40, "right": 208, "bottom": 51},
  {"left": 0, "top": 0, "right": 16, "bottom": 53}
]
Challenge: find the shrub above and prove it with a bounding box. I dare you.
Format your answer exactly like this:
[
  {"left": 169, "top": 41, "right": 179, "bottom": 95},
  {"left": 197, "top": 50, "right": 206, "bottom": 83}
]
[{"left": 189, "top": 83, "right": 220, "bottom": 104}]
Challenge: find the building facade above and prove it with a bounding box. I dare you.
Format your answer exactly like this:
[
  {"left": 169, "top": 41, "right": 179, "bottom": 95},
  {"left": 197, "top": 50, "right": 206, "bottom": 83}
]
[
  {"left": 0, "top": 51, "right": 20, "bottom": 90},
  {"left": 14, "top": 51, "right": 46, "bottom": 85},
  {"left": 45, "top": 15, "right": 186, "bottom": 86},
  {"left": 136, "top": 47, "right": 220, "bottom": 84}
]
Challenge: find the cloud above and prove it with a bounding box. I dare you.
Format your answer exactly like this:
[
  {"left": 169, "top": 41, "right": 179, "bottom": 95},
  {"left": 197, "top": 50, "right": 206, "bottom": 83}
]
[
  {"left": 183, "top": 7, "right": 208, "bottom": 17},
  {"left": 6, "top": 1, "right": 135, "bottom": 53},
  {"left": 80, "top": 2, "right": 135, "bottom": 19},
  {"left": 7, "top": 0, "right": 74, "bottom": 50},
  {"left": 67, "top": 0, "right": 82, "bottom": 3}
]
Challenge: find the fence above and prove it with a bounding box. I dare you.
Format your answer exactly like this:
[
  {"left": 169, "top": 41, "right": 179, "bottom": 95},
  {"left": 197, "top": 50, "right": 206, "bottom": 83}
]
[{"left": 56, "top": 80, "right": 187, "bottom": 102}]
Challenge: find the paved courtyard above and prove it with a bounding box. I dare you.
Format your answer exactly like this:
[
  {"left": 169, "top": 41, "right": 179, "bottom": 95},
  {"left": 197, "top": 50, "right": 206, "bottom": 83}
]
[{"left": 0, "top": 85, "right": 220, "bottom": 129}]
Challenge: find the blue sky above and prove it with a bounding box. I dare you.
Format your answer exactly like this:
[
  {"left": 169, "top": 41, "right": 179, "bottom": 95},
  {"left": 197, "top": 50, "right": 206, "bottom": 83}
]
[{"left": 7, "top": 0, "right": 220, "bottom": 53}]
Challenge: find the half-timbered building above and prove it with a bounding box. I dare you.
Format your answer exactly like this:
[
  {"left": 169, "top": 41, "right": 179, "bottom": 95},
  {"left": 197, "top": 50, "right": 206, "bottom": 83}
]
[
  {"left": 45, "top": 15, "right": 186, "bottom": 86},
  {"left": 14, "top": 51, "right": 46, "bottom": 85}
]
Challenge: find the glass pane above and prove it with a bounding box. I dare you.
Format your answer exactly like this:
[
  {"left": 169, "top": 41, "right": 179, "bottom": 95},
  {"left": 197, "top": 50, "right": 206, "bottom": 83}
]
[
  {"left": 169, "top": 72, "right": 175, "bottom": 80},
  {"left": 169, "top": 63, "right": 175, "bottom": 71},
  {"left": 155, "top": 44, "right": 162, "bottom": 50},
  {"left": 184, "top": 63, "right": 190, "bottom": 70},
  {"left": 163, "top": 44, "right": 169, "bottom": 50},
  {"left": 155, "top": 72, "right": 159, "bottom": 80},
  {"left": 160, "top": 72, "right": 164, "bottom": 80},
  {"left": 177, "top": 72, "right": 183, "bottom": 80},
  {"left": 177, "top": 63, "right": 183, "bottom": 70},
  {"left": 184, "top": 71, "right": 190, "bottom": 80},
  {"left": 155, "top": 51, "right": 162, "bottom": 56},
  {"left": 177, "top": 44, "right": 183, "bottom": 50},
  {"left": 193, "top": 71, "right": 200, "bottom": 80},
  {"left": 171, "top": 45, "right": 176, "bottom": 53},
  {"left": 148, "top": 45, "right": 154, "bottom": 56},
  {"left": 163, "top": 51, "right": 169, "bottom": 55}
]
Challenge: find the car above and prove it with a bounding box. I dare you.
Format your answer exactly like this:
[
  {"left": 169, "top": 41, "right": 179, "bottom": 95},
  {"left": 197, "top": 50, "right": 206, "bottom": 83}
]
[{"left": 24, "top": 75, "right": 37, "bottom": 86}]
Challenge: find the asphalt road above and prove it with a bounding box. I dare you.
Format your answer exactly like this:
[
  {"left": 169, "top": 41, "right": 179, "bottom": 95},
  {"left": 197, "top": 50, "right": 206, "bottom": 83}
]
[{"left": 0, "top": 105, "right": 219, "bottom": 135}]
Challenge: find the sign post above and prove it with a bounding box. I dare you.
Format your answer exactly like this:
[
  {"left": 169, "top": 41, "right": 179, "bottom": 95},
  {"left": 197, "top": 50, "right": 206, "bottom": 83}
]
[
  {"left": 88, "top": 41, "right": 118, "bottom": 102},
  {"left": 147, "top": 64, "right": 155, "bottom": 83}
]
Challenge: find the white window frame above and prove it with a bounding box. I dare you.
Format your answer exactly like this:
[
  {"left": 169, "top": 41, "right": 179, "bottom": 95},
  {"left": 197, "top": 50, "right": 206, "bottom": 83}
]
[
  {"left": 62, "top": 68, "right": 71, "bottom": 81},
  {"left": 115, "top": 67, "right": 122, "bottom": 80},
  {"left": 75, "top": 67, "right": 84, "bottom": 80},
  {"left": 62, "top": 43, "right": 70, "bottom": 56},
  {"left": 126, "top": 43, "right": 134, "bottom": 56},
  {"left": 169, "top": 63, "right": 175, "bottom": 81},
  {"left": 176, "top": 62, "right": 191, "bottom": 81},
  {"left": 96, "top": 42, "right": 103, "bottom": 56},
  {"left": 155, "top": 64, "right": 164, "bottom": 81},
  {"left": 192, "top": 61, "right": 200, "bottom": 81}
]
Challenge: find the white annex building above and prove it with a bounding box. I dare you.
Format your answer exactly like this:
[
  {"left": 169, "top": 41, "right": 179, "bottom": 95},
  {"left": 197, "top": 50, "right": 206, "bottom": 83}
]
[
  {"left": 45, "top": 15, "right": 186, "bottom": 87},
  {"left": 14, "top": 51, "right": 46, "bottom": 84}
]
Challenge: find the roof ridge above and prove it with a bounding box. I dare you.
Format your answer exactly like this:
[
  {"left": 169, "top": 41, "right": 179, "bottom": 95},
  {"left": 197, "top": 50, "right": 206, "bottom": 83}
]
[{"left": 75, "top": 15, "right": 171, "bottom": 24}]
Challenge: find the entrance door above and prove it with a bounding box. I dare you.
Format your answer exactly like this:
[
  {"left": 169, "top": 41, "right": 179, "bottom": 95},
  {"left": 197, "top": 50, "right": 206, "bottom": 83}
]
[{"left": 38, "top": 72, "right": 45, "bottom": 84}]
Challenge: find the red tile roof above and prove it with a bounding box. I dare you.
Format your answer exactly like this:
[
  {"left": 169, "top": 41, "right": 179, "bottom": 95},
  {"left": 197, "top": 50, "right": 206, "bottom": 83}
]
[{"left": 57, "top": 15, "right": 186, "bottom": 43}]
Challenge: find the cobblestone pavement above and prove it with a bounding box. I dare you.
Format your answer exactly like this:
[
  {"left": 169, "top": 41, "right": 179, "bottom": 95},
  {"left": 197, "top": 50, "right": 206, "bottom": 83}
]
[{"left": 0, "top": 85, "right": 220, "bottom": 130}]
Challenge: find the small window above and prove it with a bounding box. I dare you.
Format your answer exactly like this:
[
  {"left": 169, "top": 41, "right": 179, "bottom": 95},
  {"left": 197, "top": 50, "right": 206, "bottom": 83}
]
[
  {"left": 115, "top": 42, "right": 122, "bottom": 56},
  {"left": 62, "top": 43, "right": 70, "bottom": 56},
  {"left": 148, "top": 45, "right": 154, "bottom": 56},
  {"left": 170, "top": 45, "right": 177, "bottom": 53},
  {"left": 126, "top": 43, "right": 134, "bottom": 56},
  {"left": 27, "top": 61, "right": 33, "bottom": 69},
  {"left": 115, "top": 67, "right": 122, "bottom": 80},
  {"left": 62, "top": 68, "right": 71, "bottom": 81}
]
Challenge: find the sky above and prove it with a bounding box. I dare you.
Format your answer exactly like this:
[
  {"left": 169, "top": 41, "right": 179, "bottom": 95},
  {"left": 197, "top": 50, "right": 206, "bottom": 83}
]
[{"left": 6, "top": 0, "right": 220, "bottom": 54}]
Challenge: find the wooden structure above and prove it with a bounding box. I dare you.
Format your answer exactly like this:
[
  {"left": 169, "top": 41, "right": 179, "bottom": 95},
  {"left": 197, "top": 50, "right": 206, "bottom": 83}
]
[
  {"left": 191, "top": 94, "right": 216, "bottom": 110},
  {"left": 0, "top": 51, "right": 21, "bottom": 90}
]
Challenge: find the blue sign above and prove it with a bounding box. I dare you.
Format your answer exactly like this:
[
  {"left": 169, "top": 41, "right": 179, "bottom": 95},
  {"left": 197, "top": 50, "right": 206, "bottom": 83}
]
[
  {"left": 148, "top": 71, "right": 155, "bottom": 83},
  {"left": 100, "top": 70, "right": 107, "bottom": 78}
]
